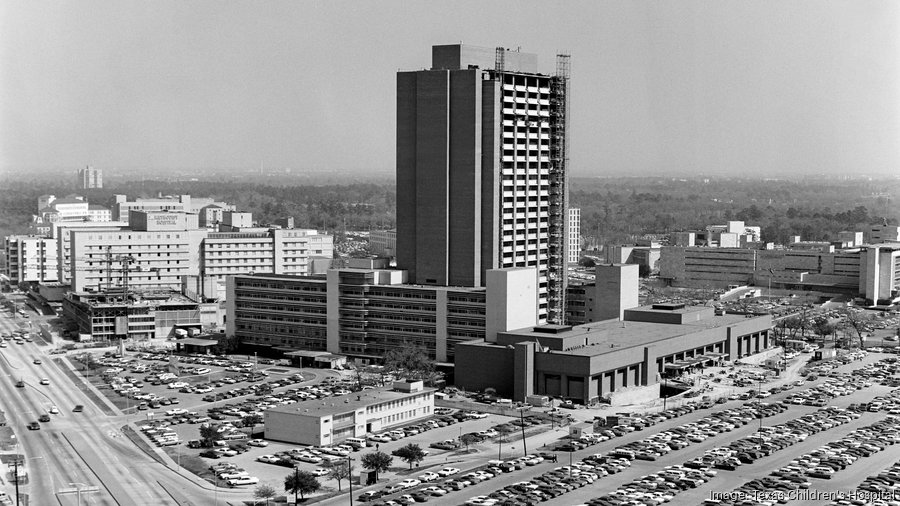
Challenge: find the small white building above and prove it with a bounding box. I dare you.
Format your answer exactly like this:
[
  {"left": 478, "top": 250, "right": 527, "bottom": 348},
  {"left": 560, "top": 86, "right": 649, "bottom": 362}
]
[{"left": 264, "top": 380, "right": 435, "bottom": 446}]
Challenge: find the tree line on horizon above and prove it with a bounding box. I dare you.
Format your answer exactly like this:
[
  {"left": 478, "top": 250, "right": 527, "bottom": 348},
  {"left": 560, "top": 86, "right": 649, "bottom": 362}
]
[{"left": 0, "top": 176, "right": 897, "bottom": 251}]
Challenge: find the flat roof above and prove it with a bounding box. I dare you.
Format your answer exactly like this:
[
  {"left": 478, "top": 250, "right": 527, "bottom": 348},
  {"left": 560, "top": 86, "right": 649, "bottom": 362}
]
[
  {"left": 268, "top": 385, "right": 436, "bottom": 418},
  {"left": 489, "top": 308, "right": 766, "bottom": 358}
]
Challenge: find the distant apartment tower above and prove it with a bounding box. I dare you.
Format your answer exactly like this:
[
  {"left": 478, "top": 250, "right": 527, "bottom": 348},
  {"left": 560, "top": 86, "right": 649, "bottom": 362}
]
[
  {"left": 568, "top": 207, "right": 581, "bottom": 263},
  {"left": 77, "top": 166, "right": 102, "bottom": 189},
  {"left": 396, "top": 44, "right": 570, "bottom": 323}
]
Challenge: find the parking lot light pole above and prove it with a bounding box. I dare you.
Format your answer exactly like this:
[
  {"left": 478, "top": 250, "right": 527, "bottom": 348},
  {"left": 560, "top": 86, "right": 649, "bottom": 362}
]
[{"left": 348, "top": 455, "right": 355, "bottom": 506}]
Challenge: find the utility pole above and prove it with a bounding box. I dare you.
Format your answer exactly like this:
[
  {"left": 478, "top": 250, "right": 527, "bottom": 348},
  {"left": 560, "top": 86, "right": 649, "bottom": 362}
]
[
  {"left": 348, "top": 456, "right": 355, "bottom": 506},
  {"left": 13, "top": 459, "right": 20, "bottom": 506},
  {"left": 519, "top": 407, "right": 528, "bottom": 456}
]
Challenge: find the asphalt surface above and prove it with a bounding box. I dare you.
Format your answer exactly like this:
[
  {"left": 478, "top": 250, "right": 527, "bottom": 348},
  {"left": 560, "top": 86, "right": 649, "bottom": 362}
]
[
  {"left": 318, "top": 352, "right": 900, "bottom": 506},
  {"left": 0, "top": 308, "right": 249, "bottom": 505}
]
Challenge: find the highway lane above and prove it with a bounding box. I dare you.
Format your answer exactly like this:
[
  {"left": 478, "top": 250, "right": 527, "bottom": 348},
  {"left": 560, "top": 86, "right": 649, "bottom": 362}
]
[{"left": 0, "top": 311, "right": 251, "bottom": 505}]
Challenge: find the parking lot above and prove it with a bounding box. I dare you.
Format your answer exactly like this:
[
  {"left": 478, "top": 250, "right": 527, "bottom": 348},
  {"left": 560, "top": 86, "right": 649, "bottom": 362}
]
[
  {"left": 48, "top": 327, "right": 900, "bottom": 505},
  {"left": 314, "top": 349, "right": 900, "bottom": 506}
]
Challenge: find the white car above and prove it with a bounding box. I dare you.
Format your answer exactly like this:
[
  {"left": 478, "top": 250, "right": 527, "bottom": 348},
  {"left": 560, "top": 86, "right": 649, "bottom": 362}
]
[
  {"left": 312, "top": 468, "right": 329, "bottom": 477},
  {"left": 399, "top": 478, "right": 421, "bottom": 489},
  {"left": 247, "top": 439, "right": 269, "bottom": 447},
  {"left": 49, "top": 406, "right": 59, "bottom": 414},
  {"left": 465, "top": 496, "right": 498, "bottom": 506},
  {"left": 438, "top": 467, "right": 460, "bottom": 477},
  {"left": 256, "top": 455, "right": 280, "bottom": 464},
  {"left": 467, "top": 412, "right": 489, "bottom": 419},
  {"left": 39, "top": 378, "right": 50, "bottom": 385},
  {"left": 368, "top": 434, "right": 392, "bottom": 443},
  {"left": 418, "top": 471, "right": 440, "bottom": 482},
  {"left": 422, "top": 486, "right": 447, "bottom": 496}
]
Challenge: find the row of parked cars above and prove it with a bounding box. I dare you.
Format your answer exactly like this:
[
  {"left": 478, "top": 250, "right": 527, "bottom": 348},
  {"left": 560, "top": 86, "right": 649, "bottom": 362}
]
[
  {"left": 718, "top": 416, "right": 900, "bottom": 506},
  {"left": 207, "top": 462, "right": 260, "bottom": 487},
  {"left": 834, "top": 458, "right": 900, "bottom": 506},
  {"left": 583, "top": 403, "right": 858, "bottom": 506},
  {"left": 605, "top": 402, "right": 786, "bottom": 464},
  {"left": 784, "top": 376, "right": 870, "bottom": 406},
  {"left": 362, "top": 453, "right": 563, "bottom": 504}
]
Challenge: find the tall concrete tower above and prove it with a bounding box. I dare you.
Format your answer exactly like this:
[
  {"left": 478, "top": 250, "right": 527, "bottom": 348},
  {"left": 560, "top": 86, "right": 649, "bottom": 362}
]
[{"left": 396, "top": 44, "right": 570, "bottom": 322}]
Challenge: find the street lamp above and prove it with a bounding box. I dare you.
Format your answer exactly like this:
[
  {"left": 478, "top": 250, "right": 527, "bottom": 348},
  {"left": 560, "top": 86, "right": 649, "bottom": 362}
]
[{"left": 348, "top": 455, "right": 356, "bottom": 506}]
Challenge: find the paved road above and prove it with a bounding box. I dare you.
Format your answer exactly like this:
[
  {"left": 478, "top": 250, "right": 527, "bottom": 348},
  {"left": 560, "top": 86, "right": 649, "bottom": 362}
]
[{"left": 0, "top": 308, "right": 249, "bottom": 505}]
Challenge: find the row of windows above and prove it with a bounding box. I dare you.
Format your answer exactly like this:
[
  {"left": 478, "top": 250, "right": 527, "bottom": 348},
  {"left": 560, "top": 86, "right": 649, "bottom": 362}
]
[
  {"left": 235, "top": 281, "right": 326, "bottom": 292},
  {"left": 234, "top": 312, "right": 326, "bottom": 325},
  {"left": 237, "top": 302, "right": 327, "bottom": 315},
  {"left": 367, "top": 392, "right": 432, "bottom": 414}
]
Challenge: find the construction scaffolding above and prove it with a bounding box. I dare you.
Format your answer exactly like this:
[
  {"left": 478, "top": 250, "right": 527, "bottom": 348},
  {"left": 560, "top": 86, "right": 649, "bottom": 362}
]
[{"left": 548, "top": 53, "right": 571, "bottom": 324}]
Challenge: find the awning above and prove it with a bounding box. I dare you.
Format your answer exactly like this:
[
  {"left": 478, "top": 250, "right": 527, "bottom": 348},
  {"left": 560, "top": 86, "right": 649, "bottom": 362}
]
[
  {"left": 314, "top": 354, "right": 346, "bottom": 363},
  {"left": 284, "top": 350, "right": 330, "bottom": 358},
  {"left": 178, "top": 338, "right": 218, "bottom": 347}
]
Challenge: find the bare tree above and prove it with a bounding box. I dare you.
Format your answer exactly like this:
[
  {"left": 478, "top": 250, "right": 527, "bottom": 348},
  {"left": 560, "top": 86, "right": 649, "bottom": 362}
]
[
  {"left": 324, "top": 458, "right": 354, "bottom": 492},
  {"left": 844, "top": 311, "right": 872, "bottom": 349}
]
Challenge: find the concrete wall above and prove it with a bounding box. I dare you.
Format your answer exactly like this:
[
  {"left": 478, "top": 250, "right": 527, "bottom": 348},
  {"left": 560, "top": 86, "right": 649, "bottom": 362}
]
[
  {"left": 264, "top": 410, "right": 326, "bottom": 446},
  {"left": 454, "top": 343, "right": 517, "bottom": 397},
  {"left": 594, "top": 264, "right": 639, "bottom": 321},
  {"left": 485, "top": 268, "right": 538, "bottom": 342}
]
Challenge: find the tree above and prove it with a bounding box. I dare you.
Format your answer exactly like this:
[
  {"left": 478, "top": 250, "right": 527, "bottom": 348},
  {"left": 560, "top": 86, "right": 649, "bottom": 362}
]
[
  {"left": 253, "top": 483, "right": 277, "bottom": 506},
  {"left": 199, "top": 424, "right": 219, "bottom": 448},
  {"left": 812, "top": 318, "right": 835, "bottom": 348},
  {"left": 324, "top": 458, "right": 354, "bottom": 491},
  {"left": 284, "top": 469, "right": 320, "bottom": 503},
  {"left": 383, "top": 343, "right": 434, "bottom": 381},
  {"left": 459, "top": 433, "right": 479, "bottom": 452},
  {"left": 360, "top": 451, "right": 393, "bottom": 482},
  {"left": 242, "top": 413, "right": 263, "bottom": 430},
  {"left": 394, "top": 443, "right": 426, "bottom": 469},
  {"left": 844, "top": 311, "right": 872, "bottom": 349}
]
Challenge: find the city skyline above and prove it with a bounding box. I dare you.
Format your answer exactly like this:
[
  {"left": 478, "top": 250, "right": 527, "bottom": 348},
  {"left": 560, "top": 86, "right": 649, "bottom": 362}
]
[{"left": 2, "top": 1, "right": 898, "bottom": 178}]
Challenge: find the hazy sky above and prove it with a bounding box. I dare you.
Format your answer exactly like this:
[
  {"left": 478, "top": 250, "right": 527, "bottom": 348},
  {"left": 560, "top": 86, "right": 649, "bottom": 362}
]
[{"left": 1, "top": 1, "right": 898, "bottom": 177}]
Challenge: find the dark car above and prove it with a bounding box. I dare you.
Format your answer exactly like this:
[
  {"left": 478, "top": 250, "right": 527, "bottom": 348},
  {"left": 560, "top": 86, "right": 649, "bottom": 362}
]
[
  {"left": 73, "top": 405, "right": 84, "bottom": 412},
  {"left": 27, "top": 422, "right": 40, "bottom": 430},
  {"left": 38, "top": 414, "right": 51, "bottom": 422}
]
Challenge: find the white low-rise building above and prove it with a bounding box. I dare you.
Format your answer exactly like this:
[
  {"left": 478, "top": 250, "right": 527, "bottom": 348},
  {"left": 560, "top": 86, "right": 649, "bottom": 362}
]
[{"left": 264, "top": 381, "right": 435, "bottom": 446}]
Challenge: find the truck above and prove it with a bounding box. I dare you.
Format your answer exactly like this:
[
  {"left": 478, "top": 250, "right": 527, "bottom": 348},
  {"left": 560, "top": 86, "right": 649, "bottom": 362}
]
[
  {"left": 188, "top": 328, "right": 200, "bottom": 337},
  {"left": 174, "top": 329, "right": 188, "bottom": 338}
]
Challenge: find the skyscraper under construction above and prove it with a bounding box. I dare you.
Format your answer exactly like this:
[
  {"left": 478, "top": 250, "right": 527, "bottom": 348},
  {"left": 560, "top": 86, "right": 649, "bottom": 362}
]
[{"left": 396, "top": 44, "right": 570, "bottom": 323}]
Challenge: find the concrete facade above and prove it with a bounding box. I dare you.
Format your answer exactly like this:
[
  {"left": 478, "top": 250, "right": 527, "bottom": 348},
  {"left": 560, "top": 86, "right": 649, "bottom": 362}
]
[
  {"left": 860, "top": 244, "right": 900, "bottom": 305},
  {"left": 66, "top": 210, "right": 331, "bottom": 295},
  {"left": 396, "top": 44, "right": 566, "bottom": 324},
  {"left": 568, "top": 208, "right": 581, "bottom": 264},
  {"left": 485, "top": 268, "right": 538, "bottom": 342},
  {"left": 455, "top": 304, "right": 772, "bottom": 404},
  {"left": 660, "top": 246, "right": 864, "bottom": 292},
  {"left": 369, "top": 230, "right": 397, "bottom": 258},
  {"left": 866, "top": 225, "right": 900, "bottom": 244},
  {"left": 62, "top": 289, "right": 213, "bottom": 341},
  {"left": 4, "top": 236, "right": 58, "bottom": 284},
  {"left": 264, "top": 382, "right": 435, "bottom": 446},
  {"left": 112, "top": 194, "right": 234, "bottom": 223},
  {"left": 227, "top": 268, "right": 494, "bottom": 363},
  {"left": 594, "top": 264, "right": 639, "bottom": 321}
]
